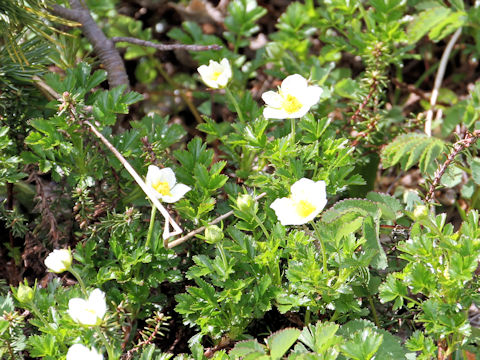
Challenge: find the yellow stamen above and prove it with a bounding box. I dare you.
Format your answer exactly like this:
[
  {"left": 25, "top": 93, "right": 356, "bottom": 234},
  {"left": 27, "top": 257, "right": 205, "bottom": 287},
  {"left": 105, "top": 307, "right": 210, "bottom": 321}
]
[
  {"left": 211, "top": 70, "right": 222, "bottom": 81},
  {"left": 282, "top": 94, "right": 302, "bottom": 114},
  {"left": 152, "top": 180, "right": 172, "bottom": 196},
  {"left": 295, "top": 200, "right": 316, "bottom": 218}
]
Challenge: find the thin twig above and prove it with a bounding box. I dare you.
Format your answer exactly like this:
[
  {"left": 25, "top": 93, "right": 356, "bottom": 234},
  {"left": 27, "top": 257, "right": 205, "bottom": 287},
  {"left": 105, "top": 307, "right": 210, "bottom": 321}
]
[
  {"left": 32, "top": 76, "right": 183, "bottom": 240},
  {"left": 350, "top": 79, "right": 377, "bottom": 124},
  {"left": 166, "top": 192, "right": 267, "bottom": 249},
  {"left": 82, "top": 119, "right": 183, "bottom": 240},
  {"left": 112, "top": 37, "right": 222, "bottom": 52},
  {"left": 425, "top": 28, "right": 462, "bottom": 136},
  {"left": 425, "top": 130, "right": 480, "bottom": 202}
]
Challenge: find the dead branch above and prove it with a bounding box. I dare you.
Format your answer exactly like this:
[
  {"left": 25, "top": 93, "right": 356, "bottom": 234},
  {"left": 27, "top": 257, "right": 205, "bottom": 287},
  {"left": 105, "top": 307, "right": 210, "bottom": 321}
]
[
  {"left": 50, "top": 0, "right": 130, "bottom": 91},
  {"left": 425, "top": 130, "right": 480, "bottom": 202},
  {"left": 111, "top": 37, "right": 222, "bottom": 52}
]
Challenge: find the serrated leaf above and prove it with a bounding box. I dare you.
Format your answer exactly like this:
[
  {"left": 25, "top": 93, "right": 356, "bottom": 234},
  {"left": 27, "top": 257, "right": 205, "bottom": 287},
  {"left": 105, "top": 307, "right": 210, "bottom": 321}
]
[
  {"left": 230, "top": 340, "right": 266, "bottom": 357},
  {"left": 363, "top": 215, "right": 387, "bottom": 270},
  {"left": 407, "top": 6, "right": 452, "bottom": 43},
  {"left": 471, "top": 158, "right": 480, "bottom": 185},
  {"left": 322, "top": 199, "right": 379, "bottom": 223},
  {"left": 366, "top": 192, "right": 403, "bottom": 221},
  {"left": 381, "top": 133, "right": 445, "bottom": 175},
  {"left": 266, "top": 328, "right": 301, "bottom": 360}
]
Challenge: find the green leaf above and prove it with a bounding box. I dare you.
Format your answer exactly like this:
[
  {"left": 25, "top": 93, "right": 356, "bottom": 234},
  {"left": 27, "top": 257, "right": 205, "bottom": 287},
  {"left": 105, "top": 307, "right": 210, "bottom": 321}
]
[
  {"left": 471, "top": 158, "right": 480, "bottom": 185},
  {"left": 298, "top": 321, "right": 341, "bottom": 355},
  {"left": 363, "top": 215, "right": 387, "bottom": 270},
  {"left": 230, "top": 340, "right": 266, "bottom": 357},
  {"left": 379, "top": 274, "right": 408, "bottom": 310},
  {"left": 322, "top": 199, "right": 379, "bottom": 223},
  {"left": 366, "top": 192, "right": 403, "bottom": 221},
  {"left": 340, "top": 328, "right": 383, "bottom": 360},
  {"left": 381, "top": 133, "right": 445, "bottom": 175},
  {"left": 266, "top": 328, "right": 301, "bottom": 360},
  {"left": 407, "top": 6, "right": 451, "bottom": 43},
  {"left": 334, "top": 78, "right": 360, "bottom": 100}
]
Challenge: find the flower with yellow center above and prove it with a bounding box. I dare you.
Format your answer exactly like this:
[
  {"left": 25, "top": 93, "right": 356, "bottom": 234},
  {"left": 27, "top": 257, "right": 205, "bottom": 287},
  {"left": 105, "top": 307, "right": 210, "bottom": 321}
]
[
  {"left": 262, "top": 74, "right": 323, "bottom": 119},
  {"left": 197, "top": 58, "right": 232, "bottom": 89},
  {"left": 270, "top": 178, "right": 327, "bottom": 225},
  {"left": 146, "top": 165, "right": 191, "bottom": 203},
  {"left": 68, "top": 288, "right": 106, "bottom": 326}
]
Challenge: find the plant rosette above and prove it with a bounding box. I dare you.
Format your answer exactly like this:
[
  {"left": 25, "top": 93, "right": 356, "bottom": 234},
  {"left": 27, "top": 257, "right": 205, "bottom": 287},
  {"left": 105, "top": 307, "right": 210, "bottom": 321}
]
[
  {"left": 197, "top": 58, "right": 232, "bottom": 89},
  {"left": 146, "top": 165, "right": 191, "bottom": 203},
  {"left": 68, "top": 288, "right": 107, "bottom": 326},
  {"left": 270, "top": 178, "right": 327, "bottom": 225},
  {"left": 44, "top": 249, "right": 72, "bottom": 273},
  {"left": 262, "top": 74, "right": 323, "bottom": 119},
  {"left": 66, "top": 344, "right": 103, "bottom": 360}
]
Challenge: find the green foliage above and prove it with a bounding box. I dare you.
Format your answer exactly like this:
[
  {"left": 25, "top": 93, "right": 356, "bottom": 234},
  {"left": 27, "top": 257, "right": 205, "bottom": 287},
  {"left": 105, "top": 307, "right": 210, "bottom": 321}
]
[
  {"left": 5, "top": 0, "right": 480, "bottom": 359},
  {"left": 381, "top": 133, "right": 446, "bottom": 175}
]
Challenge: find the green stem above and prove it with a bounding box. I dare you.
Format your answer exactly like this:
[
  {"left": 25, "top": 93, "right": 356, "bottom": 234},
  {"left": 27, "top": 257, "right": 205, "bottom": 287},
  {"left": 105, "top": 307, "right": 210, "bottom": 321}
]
[
  {"left": 225, "top": 87, "right": 245, "bottom": 124},
  {"left": 153, "top": 57, "right": 203, "bottom": 124},
  {"left": 367, "top": 296, "right": 380, "bottom": 327},
  {"left": 29, "top": 302, "right": 54, "bottom": 331},
  {"left": 98, "top": 328, "right": 115, "bottom": 360},
  {"left": 471, "top": 185, "right": 480, "bottom": 210},
  {"left": 145, "top": 205, "right": 157, "bottom": 249},
  {"left": 304, "top": 309, "right": 311, "bottom": 325},
  {"left": 290, "top": 118, "right": 296, "bottom": 144},
  {"left": 330, "top": 309, "right": 339, "bottom": 322},
  {"left": 69, "top": 267, "right": 87, "bottom": 297},
  {"left": 312, "top": 221, "right": 328, "bottom": 275},
  {"left": 253, "top": 213, "right": 270, "bottom": 240},
  {"left": 404, "top": 295, "right": 422, "bottom": 307}
]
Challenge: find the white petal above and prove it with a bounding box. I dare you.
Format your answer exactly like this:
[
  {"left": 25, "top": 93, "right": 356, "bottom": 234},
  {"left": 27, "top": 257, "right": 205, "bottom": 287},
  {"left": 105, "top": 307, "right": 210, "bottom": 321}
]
[
  {"left": 263, "top": 106, "right": 289, "bottom": 119},
  {"left": 146, "top": 165, "right": 161, "bottom": 187},
  {"left": 261, "top": 91, "right": 283, "bottom": 108},
  {"left": 161, "top": 183, "right": 191, "bottom": 203},
  {"left": 281, "top": 74, "right": 308, "bottom": 94},
  {"left": 291, "top": 178, "right": 327, "bottom": 212},
  {"left": 197, "top": 64, "right": 211, "bottom": 79},
  {"left": 88, "top": 289, "right": 107, "bottom": 320},
  {"left": 270, "top": 197, "right": 307, "bottom": 225},
  {"left": 67, "top": 344, "right": 103, "bottom": 360},
  {"left": 220, "top": 58, "right": 232, "bottom": 78},
  {"left": 303, "top": 85, "right": 323, "bottom": 106},
  {"left": 216, "top": 72, "right": 230, "bottom": 87},
  {"left": 44, "top": 249, "right": 72, "bottom": 273},
  {"left": 284, "top": 105, "right": 311, "bottom": 119},
  {"left": 156, "top": 167, "right": 176, "bottom": 188},
  {"left": 68, "top": 298, "right": 97, "bottom": 325}
]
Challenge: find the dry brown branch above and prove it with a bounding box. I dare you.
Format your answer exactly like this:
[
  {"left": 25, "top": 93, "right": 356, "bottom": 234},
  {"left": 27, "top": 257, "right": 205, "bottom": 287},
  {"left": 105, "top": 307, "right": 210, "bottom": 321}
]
[
  {"left": 166, "top": 192, "right": 267, "bottom": 249},
  {"left": 425, "top": 130, "right": 480, "bottom": 203},
  {"left": 50, "top": 0, "right": 130, "bottom": 91},
  {"left": 112, "top": 37, "right": 222, "bottom": 52}
]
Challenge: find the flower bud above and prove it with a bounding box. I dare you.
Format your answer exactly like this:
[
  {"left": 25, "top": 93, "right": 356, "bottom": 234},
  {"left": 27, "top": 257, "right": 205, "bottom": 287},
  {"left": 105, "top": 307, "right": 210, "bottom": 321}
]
[
  {"left": 413, "top": 205, "right": 429, "bottom": 219},
  {"left": 237, "top": 194, "right": 254, "bottom": 212},
  {"left": 205, "top": 225, "right": 224, "bottom": 244},
  {"left": 17, "top": 282, "right": 34, "bottom": 304},
  {"left": 44, "top": 249, "right": 72, "bottom": 273}
]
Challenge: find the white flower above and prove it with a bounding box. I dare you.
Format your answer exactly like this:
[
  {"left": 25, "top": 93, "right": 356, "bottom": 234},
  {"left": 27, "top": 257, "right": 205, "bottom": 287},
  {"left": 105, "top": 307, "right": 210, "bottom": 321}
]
[
  {"left": 270, "top": 178, "right": 327, "bottom": 225},
  {"left": 146, "top": 165, "right": 191, "bottom": 203},
  {"left": 67, "top": 344, "right": 103, "bottom": 360},
  {"left": 44, "top": 249, "right": 72, "bottom": 273},
  {"left": 68, "top": 288, "right": 107, "bottom": 326},
  {"left": 262, "top": 74, "right": 323, "bottom": 119},
  {"left": 197, "top": 58, "right": 232, "bottom": 89}
]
